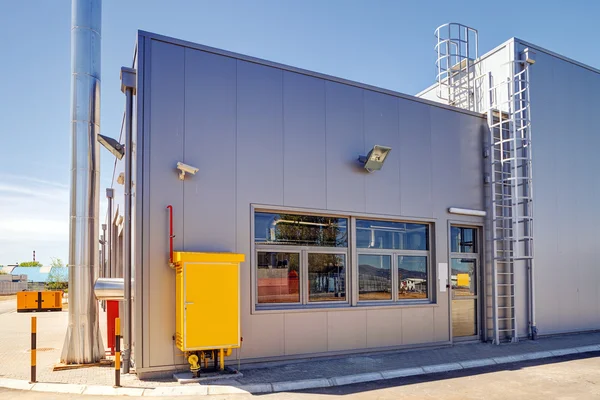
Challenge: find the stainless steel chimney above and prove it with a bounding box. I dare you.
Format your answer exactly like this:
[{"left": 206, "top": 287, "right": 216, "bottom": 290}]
[{"left": 61, "top": 0, "right": 104, "bottom": 364}]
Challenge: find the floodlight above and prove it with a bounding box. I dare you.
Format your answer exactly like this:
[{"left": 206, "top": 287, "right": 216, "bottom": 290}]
[
  {"left": 358, "top": 145, "right": 392, "bottom": 173},
  {"left": 97, "top": 134, "right": 124, "bottom": 160}
]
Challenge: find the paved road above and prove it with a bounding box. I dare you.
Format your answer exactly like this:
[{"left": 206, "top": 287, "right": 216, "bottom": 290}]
[
  {"left": 0, "top": 298, "right": 16, "bottom": 315},
  {"left": 1, "top": 352, "right": 599, "bottom": 399}
]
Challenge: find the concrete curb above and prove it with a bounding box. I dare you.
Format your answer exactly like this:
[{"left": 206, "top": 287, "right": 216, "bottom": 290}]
[{"left": 0, "top": 345, "right": 598, "bottom": 396}]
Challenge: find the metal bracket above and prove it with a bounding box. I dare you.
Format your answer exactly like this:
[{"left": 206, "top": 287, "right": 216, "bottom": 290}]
[{"left": 120, "top": 67, "right": 137, "bottom": 95}]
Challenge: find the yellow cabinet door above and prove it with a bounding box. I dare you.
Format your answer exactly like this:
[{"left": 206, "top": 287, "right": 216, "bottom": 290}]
[{"left": 184, "top": 262, "right": 239, "bottom": 350}]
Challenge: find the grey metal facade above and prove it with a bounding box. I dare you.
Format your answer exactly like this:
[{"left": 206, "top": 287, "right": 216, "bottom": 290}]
[
  {"left": 108, "top": 31, "right": 490, "bottom": 374},
  {"left": 419, "top": 38, "right": 600, "bottom": 338}
]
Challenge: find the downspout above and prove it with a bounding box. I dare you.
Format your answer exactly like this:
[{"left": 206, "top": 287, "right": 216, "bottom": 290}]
[
  {"left": 61, "top": 0, "right": 104, "bottom": 364},
  {"left": 121, "top": 67, "right": 136, "bottom": 373},
  {"left": 106, "top": 188, "right": 113, "bottom": 278},
  {"left": 100, "top": 228, "right": 106, "bottom": 277}
]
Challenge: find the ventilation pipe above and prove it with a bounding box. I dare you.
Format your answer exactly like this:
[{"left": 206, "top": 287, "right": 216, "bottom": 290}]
[{"left": 61, "top": 0, "right": 104, "bottom": 364}]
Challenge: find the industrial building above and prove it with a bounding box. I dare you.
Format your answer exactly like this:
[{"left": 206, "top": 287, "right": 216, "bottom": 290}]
[{"left": 93, "top": 25, "right": 600, "bottom": 377}]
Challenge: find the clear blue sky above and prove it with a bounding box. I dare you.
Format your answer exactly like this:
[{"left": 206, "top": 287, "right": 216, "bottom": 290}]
[{"left": 0, "top": 0, "right": 597, "bottom": 266}]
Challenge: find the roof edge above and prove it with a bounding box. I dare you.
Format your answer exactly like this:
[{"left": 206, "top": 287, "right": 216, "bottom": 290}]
[
  {"left": 137, "top": 30, "right": 485, "bottom": 119},
  {"left": 513, "top": 37, "right": 600, "bottom": 75}
]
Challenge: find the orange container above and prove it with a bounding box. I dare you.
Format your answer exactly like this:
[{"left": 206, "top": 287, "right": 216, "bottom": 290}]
[
  {"left": 17, "top": 292, "right": 38, "bottom": 312},
  {"left": 17, "top": 291, "right": 63, "bottom": 312}
]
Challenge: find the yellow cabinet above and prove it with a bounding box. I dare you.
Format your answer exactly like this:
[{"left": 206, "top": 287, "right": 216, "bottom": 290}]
[{"left": 174, "top": 252, "right": 245, "bottom": 352}]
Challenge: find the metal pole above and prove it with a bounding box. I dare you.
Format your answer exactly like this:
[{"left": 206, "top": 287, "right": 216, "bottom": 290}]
[
  {"left": 101, "top": 225, "right": 106, "bottom": 277},
  {"left": 61, "top": 0, "right": 104, "bottom": 364},
  {"left": 114, "top": 317, "right": 121, "bottom": 387},
  {"left": 30, "top": 316, "right": 36, "bottom": 383},
  {"left": 106, "top": 189, "right": 114, "bottom": 278},
  {"left": 121, "top": 67, "right": 136, "bottom": 374}
]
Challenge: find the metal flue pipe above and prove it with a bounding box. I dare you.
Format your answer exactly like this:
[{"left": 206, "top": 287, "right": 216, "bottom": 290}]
[
  {"left": 106, "top": 188, "right": 114, "bottom": 278},
  {"left": 94, "top": 278, "right": 125, "bottom": 300},
  {"left": 61, "top": 0, "right": 104, "bottom": 364}
]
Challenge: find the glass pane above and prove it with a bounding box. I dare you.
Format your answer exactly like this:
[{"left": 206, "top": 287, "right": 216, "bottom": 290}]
[
  {"left": 452, "top": 299, "right": 477, "bottom": 337},
  {"left": 451, "top": 258, "right": 476, "bottom": 296},
  {"left": 257, "top": 252, "right": 300, "bottom": 304},
  {"left": 308, "top": 254, "right": 346, "bottom": 302},
  {"left": 398, "top": 256, "right": 428, "bottom": 300},
  {"left": 450, "top": 227, "right": 477, "bottom": 253},
  {"left": 255, "top": 212, "right": 347, "bottom": 247},
  {"left": 356, "top": 220, "right": 428, "bottom": 250},
  {"left": 358, "top": 255, "right": 391, "bottom": 301}
]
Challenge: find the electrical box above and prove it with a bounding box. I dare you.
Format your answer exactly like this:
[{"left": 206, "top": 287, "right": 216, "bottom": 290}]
[{"left": 174, "top": 252, "right": 245, "bottom": 352}]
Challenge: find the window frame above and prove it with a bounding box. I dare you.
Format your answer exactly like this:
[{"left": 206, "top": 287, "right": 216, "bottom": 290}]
[
  {"left": 356, "top": 247, "right": 431, "bottom": 305},
  {"left": 255, "top": 247, "right": 302, "bottom": 306},
  {"left": 251, "top": 206, "right": 435, "bottom": 312}
]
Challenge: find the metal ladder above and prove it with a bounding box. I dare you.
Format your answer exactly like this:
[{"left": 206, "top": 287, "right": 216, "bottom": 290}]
[{"left": 487, "top": 60, "right": 534, "bottom": 344}]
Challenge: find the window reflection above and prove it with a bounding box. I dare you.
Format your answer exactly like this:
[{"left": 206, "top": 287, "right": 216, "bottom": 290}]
[
  {"left": 398, "top": 256, "right": 427, "bottom": 299},
  {"left": 255, "top": 212, "right": 348, "bottom": 247},
  {"left": 450, "top": 227, "right": 477, "bottom": 253},
  {"left": 308, "top": 254, "right": 346, "bottom": 302},
  {"left": 452, "top": 299, "right": 477, "bottom": 336},
  {"left": 356, "top": 220, "right": 428, "bottom": 250},
  {"left": 257, "top": 252, "right": 300, "bottom": 304},
  {"left": 358, "top": 255, "right": 391, "bottom": 301},
  {"left": 451, "top": 258, "right": 476, "bottom": 296}
]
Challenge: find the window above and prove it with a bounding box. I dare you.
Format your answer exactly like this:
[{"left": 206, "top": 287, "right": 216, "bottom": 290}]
[
  {"left": 256, "top": 252, "right": 300, "bottom": 304},
  {"left": 357, "top": 219, "right": 431, "bottom": 303},
  {"left": 255, "top": 212, "right": 347, "bottom": 247},
  {"left": 450, "top": 227, "right": 477, "bottom": 253},
  {"left": 254, "top": 211, "right": 433, "bottom": 309},
  {"left": 358, "top": 255, "right": 391, "bottom": 301},
  {"left": 356, "top": 220, "right": 428, "bottom": 250},
  {"left": 398, "top": 256, "right": 428, "bottom": 300},
  {"left": 308, "top": 254, "right": 346, "bottom": 302},
  {"left": 255, "top": 211, "right": 348, "bottom": 308}
]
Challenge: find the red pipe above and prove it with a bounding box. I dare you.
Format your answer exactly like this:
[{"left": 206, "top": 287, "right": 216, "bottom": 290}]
[{"left": 167, "top": 205, "right": 174, "bottom": 265}]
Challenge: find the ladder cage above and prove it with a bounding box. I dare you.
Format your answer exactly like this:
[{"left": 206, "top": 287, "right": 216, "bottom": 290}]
[{"left": 435, "top": 23, "right": 479, "bottom": 111}]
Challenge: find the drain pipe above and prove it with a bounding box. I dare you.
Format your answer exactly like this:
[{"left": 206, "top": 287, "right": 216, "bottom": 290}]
[
  {"left": 106, "top": 188, "right": 114, "bottom": 278},
  {"left": 121, "top": 67, "right": 136, "bottom": 373},
  {"left": 61, "top": 0, "right": 104, "bottom": 364}
]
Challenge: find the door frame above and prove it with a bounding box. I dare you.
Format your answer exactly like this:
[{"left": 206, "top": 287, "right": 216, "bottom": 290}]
[{"left": 448, "top": 222, "right": 484, "bottom": 342}]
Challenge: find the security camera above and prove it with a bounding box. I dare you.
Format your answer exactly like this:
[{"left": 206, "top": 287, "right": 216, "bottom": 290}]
[{"left": 176, "top": 162, "right": 199, "bottom": 180}]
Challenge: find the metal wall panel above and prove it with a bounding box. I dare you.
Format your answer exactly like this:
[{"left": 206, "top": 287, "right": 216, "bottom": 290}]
[
  {"left": 402, "top": 307, "right": 434, "bottom": 344},
  {"left": 136, "top": 36, "right": 487, "bottom": 369},
  {"left": 235, "top": 60, "right": 285, "bottom": 360},
  {"left": 183, "top": 49, "right": 237, "bottom": 252},
  {"left": 284, "top": 313, "right": 327, "bottom": 355},
  {"left": 366, "top": 308, "right": 403, "bottom": 348},
  {"left": 282, "top": 72, "right": 327, "bottom": 209},
  {"left": 146, "top": 40, "right": 185, "bottom": 367},
  {"left": 325, "top": 81, "right": 366, "bottom": 212},
  {"left": 363, "top": 91, "right": 401, "bottom": 215},
  {"left": 523, "top": 45, "right": 600, "bottom": 334},
  {"left": 327, "top": 310, "right": 367, "bottom": 351},
  {"left": 398, "top": 100, "right": 433, "bottom": 218}
]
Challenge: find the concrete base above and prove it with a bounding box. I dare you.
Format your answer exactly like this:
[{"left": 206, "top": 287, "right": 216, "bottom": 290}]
[{"left": 174, "top": 368, "right": 242, "bottom": 384}]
